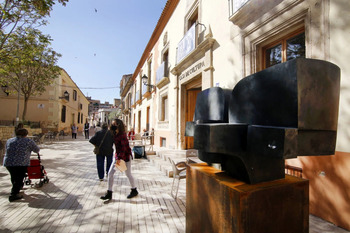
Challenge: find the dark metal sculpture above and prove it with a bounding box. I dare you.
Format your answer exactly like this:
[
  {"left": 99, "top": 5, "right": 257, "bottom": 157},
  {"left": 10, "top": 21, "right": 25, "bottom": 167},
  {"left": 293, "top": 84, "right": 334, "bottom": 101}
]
[{"left": 186, "top": 58, "right": 340, "bottom": 184}]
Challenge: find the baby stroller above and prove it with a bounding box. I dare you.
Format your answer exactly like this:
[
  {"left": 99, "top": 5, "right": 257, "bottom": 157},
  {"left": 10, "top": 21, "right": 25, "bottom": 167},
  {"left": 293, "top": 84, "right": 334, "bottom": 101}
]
[{"left": 24, "top": 153, "right": 49, "bottom": 187}]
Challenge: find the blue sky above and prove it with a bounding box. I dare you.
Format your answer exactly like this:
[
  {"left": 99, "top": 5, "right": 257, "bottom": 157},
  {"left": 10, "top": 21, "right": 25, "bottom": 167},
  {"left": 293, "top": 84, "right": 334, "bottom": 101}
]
[{"left": 41, "top": 0, "right": 167, "bottom": 104}]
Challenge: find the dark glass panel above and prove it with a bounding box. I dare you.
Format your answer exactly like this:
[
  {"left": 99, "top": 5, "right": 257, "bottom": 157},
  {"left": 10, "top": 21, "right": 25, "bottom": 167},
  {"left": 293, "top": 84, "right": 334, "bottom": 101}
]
[
  {"left": 287, "top": 32, "right": 305, "bottom": 60},
  {"left": 265, "top": 44, "right": 282, "bottom": 68}
]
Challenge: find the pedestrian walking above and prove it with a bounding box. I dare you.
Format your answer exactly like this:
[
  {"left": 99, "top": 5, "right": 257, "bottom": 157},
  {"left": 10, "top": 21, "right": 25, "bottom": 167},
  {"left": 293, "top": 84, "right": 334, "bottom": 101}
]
[
  {"left": 101, "top": 119, "right": 138, "bottom": 200},
  {"left": 84, "top": 120, "right": 90, "bottom": 139},
  {"left": 71, "top": 124, "right": 78, "bottom": 139},
  {"left": 3, "top": 128, "right": 40, "bottom": 202},
  {"left": 89, "top": 123, "right": 114, "bottom": 181}
]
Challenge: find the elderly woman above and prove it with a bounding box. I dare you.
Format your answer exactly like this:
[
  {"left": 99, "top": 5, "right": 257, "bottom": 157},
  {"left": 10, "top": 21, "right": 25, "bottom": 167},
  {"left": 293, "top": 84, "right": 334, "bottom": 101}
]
[{"left": 3, "top": 128, "right": 40, "bottom": 202}]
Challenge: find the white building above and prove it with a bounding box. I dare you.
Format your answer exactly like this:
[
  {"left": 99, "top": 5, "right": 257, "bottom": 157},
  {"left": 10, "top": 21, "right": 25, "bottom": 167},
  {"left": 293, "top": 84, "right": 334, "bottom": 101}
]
[{"left": 119, "top": 0, "right": 350, "bottom": 230}]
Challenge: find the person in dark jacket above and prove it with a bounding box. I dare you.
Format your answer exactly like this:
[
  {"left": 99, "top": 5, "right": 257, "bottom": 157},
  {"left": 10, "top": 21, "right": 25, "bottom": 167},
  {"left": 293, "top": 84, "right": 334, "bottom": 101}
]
[
  {"left": 84, "top": 120, "right": 90, "bottom": 139},
  {"left": 89, "top": 123, "right": 114, "bottom": 181}
]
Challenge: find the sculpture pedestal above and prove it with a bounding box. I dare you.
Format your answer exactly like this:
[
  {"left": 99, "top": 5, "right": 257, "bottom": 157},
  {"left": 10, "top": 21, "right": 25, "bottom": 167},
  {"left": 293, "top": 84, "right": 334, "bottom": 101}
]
[{"left": 186, "top": 163, "right": 309, "bottom": 233}]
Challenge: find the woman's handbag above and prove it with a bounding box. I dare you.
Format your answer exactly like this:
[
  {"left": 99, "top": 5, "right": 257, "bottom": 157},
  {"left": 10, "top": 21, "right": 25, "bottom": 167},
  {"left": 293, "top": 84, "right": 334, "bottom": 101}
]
[{"left": 93, "top": 130, "right": 109, "bottom": 155}]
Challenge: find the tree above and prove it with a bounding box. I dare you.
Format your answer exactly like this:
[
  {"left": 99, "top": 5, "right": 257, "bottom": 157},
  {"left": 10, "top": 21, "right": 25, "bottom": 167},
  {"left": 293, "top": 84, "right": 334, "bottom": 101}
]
[
  {"left": 109, "top": 109, "right": 122, "bottom": 120},
  {"left": 0, "top": 28, "right": 61, "bottom": 120},
  {"left": 0, "top": 0, "right": 68, "bottom": 54}
]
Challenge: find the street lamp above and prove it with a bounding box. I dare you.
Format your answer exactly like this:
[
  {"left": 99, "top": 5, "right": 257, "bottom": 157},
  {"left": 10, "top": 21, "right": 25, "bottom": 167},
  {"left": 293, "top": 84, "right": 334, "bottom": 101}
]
[
  {"left": 59, "top": 91, "right": 69, "bottom": 101},
  {"left": 141, "top": 75, "right": 155, "bottom": 89}
]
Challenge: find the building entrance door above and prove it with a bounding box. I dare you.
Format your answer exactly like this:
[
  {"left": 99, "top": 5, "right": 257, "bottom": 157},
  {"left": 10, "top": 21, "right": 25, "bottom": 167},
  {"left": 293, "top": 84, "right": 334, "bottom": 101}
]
[{"left": 185, "top": 88, "right": 200, "bottom": 149}]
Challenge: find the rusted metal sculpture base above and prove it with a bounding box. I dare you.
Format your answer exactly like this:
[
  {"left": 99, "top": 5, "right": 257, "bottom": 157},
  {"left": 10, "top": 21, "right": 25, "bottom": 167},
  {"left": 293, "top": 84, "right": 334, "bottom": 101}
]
[{"left": 186, "top": 163, "right": 309, "bottom": 233}]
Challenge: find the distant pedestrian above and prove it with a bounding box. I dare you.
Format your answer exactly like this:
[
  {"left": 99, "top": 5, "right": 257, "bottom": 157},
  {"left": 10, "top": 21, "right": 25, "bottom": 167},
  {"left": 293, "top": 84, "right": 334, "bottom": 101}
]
[
  {"left": 13, "top": 123, "right": 24, "bottom": 137},
  {"left": 84, "top": 120, "right": 90, "bottom": 139},
  {"left": 142, "top": 128, "right": 149, "bottom": 136},
  {"left": 101, "top": 119, "right": 138, "bottom": 200},
  {"left": 128, "top": 128, "right": 135, "bottom": 140},
  {"left": 3, "top": 128, "right": 40, "bottom": 202},
  {"left": 89, "top": 123, "right": 114, "bottom": 181},
  {"left": 71, "top": 124, "right": 78, "bottom": 139}
]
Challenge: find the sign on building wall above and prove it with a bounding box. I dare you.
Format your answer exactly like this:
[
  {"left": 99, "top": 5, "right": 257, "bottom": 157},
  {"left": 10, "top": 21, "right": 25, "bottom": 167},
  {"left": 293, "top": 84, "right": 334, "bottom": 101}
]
[
  {"left": 176, "top": 24, "right": 196, "bottom": 63},
  {"left": 38, "top": 104, "right": 45, "bottom": 109},
  {"left": 179, "top": 61, "right": 205, "bottom": 81}
]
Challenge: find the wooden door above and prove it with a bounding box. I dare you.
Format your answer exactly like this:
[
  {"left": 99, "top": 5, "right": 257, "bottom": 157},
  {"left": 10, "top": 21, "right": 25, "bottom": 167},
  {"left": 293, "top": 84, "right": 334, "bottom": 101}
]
[{"left": 186, "top": 89, "right": 201, "bottom": 149}]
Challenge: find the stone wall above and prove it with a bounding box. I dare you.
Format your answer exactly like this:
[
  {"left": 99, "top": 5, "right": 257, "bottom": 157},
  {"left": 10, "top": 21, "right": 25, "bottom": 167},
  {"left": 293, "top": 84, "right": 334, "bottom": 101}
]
[{"left": 0, "top": 126, "right": 42, "bottom": 140}]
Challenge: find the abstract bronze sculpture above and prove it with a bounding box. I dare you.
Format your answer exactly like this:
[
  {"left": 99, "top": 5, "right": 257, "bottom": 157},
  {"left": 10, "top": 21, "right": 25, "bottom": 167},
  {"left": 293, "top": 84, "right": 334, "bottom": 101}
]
[{"left": 186, "top": 58, "right": 340, "bottom": 184}]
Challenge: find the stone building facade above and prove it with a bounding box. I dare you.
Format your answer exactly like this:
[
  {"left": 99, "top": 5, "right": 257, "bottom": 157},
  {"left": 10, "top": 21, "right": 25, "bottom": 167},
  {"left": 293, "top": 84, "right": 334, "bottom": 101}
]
[
  {"left": 0, "top": 69, "right": 89, "bottom": 134},
  {"left": 119, "top": 0, "right": 350, "bottom": 229}
]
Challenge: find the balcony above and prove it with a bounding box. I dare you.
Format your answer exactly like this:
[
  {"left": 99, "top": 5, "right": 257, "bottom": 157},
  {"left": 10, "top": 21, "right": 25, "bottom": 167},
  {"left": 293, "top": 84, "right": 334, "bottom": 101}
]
[
  {"left": 131, "top": 97, "right": 135, "bottom": 108},
  {"left": 228, "top": 0, "right": 250, "bottom": 18},
  {"left": 176, "top": 24, "right": 196, "bottom": 64},
  {"left": 228, "top": 0, "right": 284, "bottom": 28},
  {"left": 156, "top": 61, "right": 170, "bottom": 89},
  {"left": 171, "top": 22, "right": 215, "bottom": 76},
  {"left": 135, "top": 91, "right": 141, "bottom": 105},
  {"left": 142, "top": 79, "right": 152, "bottom": 98}
]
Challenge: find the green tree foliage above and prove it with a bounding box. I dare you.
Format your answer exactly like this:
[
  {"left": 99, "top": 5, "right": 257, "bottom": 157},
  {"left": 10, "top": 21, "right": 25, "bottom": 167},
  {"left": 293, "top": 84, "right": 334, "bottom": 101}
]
[
  {"left": 0, "top": 0, "right": 68, "bottom": 52},
  {"left": 1, "top": 28, "right": 61, "bottom": 120},
  {"left": 0, "top": 0, "right": 68, "bottom": 121},
  {"left": 109, "top": 108, "right": 122, "bottom": 120}
]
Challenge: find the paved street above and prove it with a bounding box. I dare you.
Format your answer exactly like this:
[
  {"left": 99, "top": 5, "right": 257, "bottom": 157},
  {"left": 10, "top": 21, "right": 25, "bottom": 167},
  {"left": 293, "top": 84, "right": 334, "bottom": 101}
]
[
  {"left": 0, "top": 137, "right": 186, "bottom": 233},
  {"left": 0, "top": 137, "right": 348, "bottom": 233}
]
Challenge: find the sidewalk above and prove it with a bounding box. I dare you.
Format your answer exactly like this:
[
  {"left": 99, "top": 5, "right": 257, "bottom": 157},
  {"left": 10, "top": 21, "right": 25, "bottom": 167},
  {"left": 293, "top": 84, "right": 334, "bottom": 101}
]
[{"left": 0, "top": 137, "right": 348, "bottom": 233}]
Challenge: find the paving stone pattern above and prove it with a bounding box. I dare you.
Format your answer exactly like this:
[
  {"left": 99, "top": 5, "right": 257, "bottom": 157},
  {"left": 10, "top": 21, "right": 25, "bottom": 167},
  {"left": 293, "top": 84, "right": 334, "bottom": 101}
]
[
  {"left": 0, "top": 139, "right": 185, "bottom": 233},
  {"left": 0, "top": 138, "right": 348, "bottom": 233}
]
